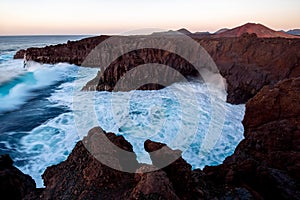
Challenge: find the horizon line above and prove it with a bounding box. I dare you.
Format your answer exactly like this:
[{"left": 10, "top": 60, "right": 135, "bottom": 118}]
[{"left": 1, "top": 23, "right": 299, "bottom": 37}]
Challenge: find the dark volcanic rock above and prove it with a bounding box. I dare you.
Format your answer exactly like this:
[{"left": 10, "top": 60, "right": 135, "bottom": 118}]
[
  {"left": 199, "top": 34, "right": 300, "bottom": 104},
  {"left": 0, "top": 154, "right": 36, "bottom": 200},
  {"left": 31, "top": 127, "right": 139, "bottom": 200},
  {"left": 25, "top": 127, "right": 198, "bottom": 199},
  {"left": 25, "top": 129, "right": 208, "bottom": 200},
  {"left": 83, "top": 49, "right": 200, "bottom": 92},
  {"left": 14, "top": 34, "right": 300, "bottom": 104},
  {"left": 144, "top": 140, "right": 207, "bottom": 199},
  {"left": 14, "top": 36, "right": 110, "bottom": 66},
  {"left": 204, "top": 77, "right": 300, "bottom": 199},
  {"left": 129, "top": 164, "right": 180, "bottom": 200}
]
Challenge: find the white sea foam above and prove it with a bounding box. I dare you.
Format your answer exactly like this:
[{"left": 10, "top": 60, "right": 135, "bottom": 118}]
[
  {"left": 13, "top": 112, "right": 78, "bottom": 187},
  {"left": 0, "top": 62, "right": 78, "bottom": 113},
  {"left": 91, "top": 81, "right": 245, "bottom": 167},
  {"left": 7, "top": 65, "right": 98, "bottom": 187},
  {"left": 0, "top": 59, "right": 27, "bottom": 84},
  {"left": 1, "top": 61, "right": 245, "bottom": 188}
]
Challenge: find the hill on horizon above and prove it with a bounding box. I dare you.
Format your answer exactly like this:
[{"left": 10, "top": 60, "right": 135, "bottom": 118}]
[
  {"left": 286, "top": 29, "right": 300, "bottom": 36},
  {"left": 213, "top": 23, "right": 300, "bottom": 38},
  {"left": 151, "top": 23, "right": 300, "bottom": 39}
]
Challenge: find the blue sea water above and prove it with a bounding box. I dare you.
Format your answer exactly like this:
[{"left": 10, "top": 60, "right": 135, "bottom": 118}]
[{"left": 0, "top": 36, "right": 245, "bottom": 188}]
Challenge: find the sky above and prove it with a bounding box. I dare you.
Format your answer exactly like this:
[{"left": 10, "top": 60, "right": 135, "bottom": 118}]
[{"left": 0, "top": 0, "right": 299, "bottom": 35}]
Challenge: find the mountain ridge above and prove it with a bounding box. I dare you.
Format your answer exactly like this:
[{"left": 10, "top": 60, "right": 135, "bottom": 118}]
[{"left": 213, "top": 22, "right": 300, "bottom": 38}]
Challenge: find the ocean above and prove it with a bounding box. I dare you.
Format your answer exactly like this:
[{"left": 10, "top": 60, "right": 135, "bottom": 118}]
[{"left": 0, "top": 36, "right": 245, "bottom": 187}]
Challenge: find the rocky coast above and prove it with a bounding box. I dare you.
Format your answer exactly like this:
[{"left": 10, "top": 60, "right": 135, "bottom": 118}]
[{"left": 3, "top": 32, "right": 300, "bottom": 199}]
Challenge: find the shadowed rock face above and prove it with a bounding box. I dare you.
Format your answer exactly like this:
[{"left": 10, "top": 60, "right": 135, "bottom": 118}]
[
  {"left": 14, "top": 34, "right": 300, "bottom": 104},
  {"left": 21, "top": 128, "right": 208, "bottom": 200},
  {"left": 0, "top": 154, "right": 36, "bottom": 200},
  {"left": 204, "top": 77, "right": 300, "bottom": 199},
  {"left": 34, "top": 127, "right": 139, "bottom": 200},
  {"left": 82, "top": 49, "right": 200, "bottom": 92},
  {"left": 14, "top": 36, "right": 110, "bottom": 66},
  {"left": 200, "top": 34, "right": 300, "bottom": 104}
]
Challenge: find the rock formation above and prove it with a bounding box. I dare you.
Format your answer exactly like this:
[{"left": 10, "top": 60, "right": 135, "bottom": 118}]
[
  {"left": 1, "top": 77, "right": 298, "bottom": 199},
  {"left": 14, "top": 35, "right": 110, "bottom": 66},
  {"left": 14, "top": 33, "right": 300, "bottom": 104},
  {"left": 204, "top": 77, "right": 300, "bottom": 199},
  {"left": 0, "top": 154, "right": 36, "bottom": 200}
]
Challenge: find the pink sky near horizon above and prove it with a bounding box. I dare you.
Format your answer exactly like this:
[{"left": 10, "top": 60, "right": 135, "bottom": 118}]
[{"left": 0, "top": 0, "right": 299, "bottom": 35}]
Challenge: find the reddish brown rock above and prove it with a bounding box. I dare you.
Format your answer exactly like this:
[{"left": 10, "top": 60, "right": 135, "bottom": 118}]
[
  {"left": 213, "top": 23, "right": 300, "bottom": 38},
  {"left": 14, "top": 34, "right": 300, "bottom": 104},
  {"left": 144, "top": 140, "right": 207, "bottom": 199},
  {"left": 204, "top": 77, "right": 300, "bottom": 199},
  {"left": 23, "top": 127, "right": 200, "bottom": 200},
  {"left": 0, "top": 154, "right": 36, "bottom": 200},
  {"left": 200, "top": 34, "right": 300, "bottom": 104},
  {"left": 130, "top": 164, "right": 180, "bottom": 200},
  {"left": 14, "top": 36, "right": 110, "bottom": 66},
  {"left": 31, "top": 127, "right": 138, "bottom": 200}
]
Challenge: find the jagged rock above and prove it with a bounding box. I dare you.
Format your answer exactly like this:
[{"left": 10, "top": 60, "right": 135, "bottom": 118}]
[
  {"left": 130, "top": 164, "right": 180, "bottom": 200},
  {"left": 204, "top": 77, "right": 300, "bottom": 199},
  {"left": 0, "top": 154, "right": 36, "bottom": 200},
  {"left": 144, "top": 140, "right": 206, "bottom": 199},
  {"left": 25, "top": 127, "right": 197, "bottom": 200},
  {"left": 30, "top": 127, "right": 139, "bottom": 200},
  {"left": 14, "top": 36, "right": 110, "bottom": 66}
]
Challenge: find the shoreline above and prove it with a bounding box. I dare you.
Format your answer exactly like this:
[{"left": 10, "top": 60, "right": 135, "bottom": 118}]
[
  {"left": 2, "top": 77, "right": 300, "bottom": 199},
  {"left": 2, "top": 32, "right": 300, "bottom": 199},
  {"left": 14, "top": 33, "right": 300, "bottom": 104}
]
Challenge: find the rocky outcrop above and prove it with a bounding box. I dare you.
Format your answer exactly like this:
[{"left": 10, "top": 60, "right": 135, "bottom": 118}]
[
  {"left": 144, "top": 140, "right": 206, "bottom": 199},
  {"left": 30, "top": 127, "right": 139, "bottom": 200},
  {"left": 14, "top": 36, "right": 110, "bottom": 66},
  {"left": 14, "top": 34, "right": 300, "bottom": 104},
  {"left": 0, "top": 154, "right": 36, "bottom": 200},
  {"left": 129, "top": 165, "right": 180, "bottom": 200},
  {"left": 204, "top": 77, "right": 300, "bottom": 199},
  {"left": 22, "top": 127, "right": 186, "bottom": 200},
  {"left": 20, "top": 128, "right": 210, "bottom": 200},
  {"left": 199, "top": 33, "right": 300, "bottom": 103}
]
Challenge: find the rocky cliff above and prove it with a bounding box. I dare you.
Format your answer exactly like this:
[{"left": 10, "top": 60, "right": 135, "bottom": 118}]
[
  {"left": 2, "top": 77, "right": 299, "bottom": 199},
  {"left": 14, "top": 35, "right": 110, "bottom": 66},
  {"left": 204, "top": 77, "right": 300, "bottom": 199},
  {"left": 14, "top": 34, "right": 300, "bottom": 104}
]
